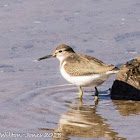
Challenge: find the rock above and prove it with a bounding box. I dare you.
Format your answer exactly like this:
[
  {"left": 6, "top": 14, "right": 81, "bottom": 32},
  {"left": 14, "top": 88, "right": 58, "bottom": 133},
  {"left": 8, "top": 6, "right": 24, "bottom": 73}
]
[{"left": 111, "top": 56, "right": 140, "bottom": 100}]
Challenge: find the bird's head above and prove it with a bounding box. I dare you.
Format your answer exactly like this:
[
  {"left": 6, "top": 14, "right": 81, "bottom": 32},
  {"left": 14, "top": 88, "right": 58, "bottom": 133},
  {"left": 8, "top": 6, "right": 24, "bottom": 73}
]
[{"left": 37, "top": 44, "right": 75, "bottom": 62}]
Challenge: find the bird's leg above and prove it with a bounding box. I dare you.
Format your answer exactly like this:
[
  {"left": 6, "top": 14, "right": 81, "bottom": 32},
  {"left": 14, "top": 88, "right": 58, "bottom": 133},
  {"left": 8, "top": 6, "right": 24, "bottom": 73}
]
[
  {"left": 78, "top": 86, "right": 83, "bottom": 99},
  {"left": 94, "top": 87, "right": 99, "bottom": 102}
]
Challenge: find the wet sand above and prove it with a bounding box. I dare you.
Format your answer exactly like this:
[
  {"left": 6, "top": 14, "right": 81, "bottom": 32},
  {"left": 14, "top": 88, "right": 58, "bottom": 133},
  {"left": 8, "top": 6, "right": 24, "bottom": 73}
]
[{"left": 0, "top": 0, "right": 140, "bottom": 139}]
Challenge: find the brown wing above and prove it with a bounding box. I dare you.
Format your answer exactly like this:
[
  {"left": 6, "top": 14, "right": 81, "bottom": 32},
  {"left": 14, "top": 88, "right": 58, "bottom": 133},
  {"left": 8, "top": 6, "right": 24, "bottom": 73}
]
[{"left": 64, "top": 54, "right": 115, "bottom": 76}]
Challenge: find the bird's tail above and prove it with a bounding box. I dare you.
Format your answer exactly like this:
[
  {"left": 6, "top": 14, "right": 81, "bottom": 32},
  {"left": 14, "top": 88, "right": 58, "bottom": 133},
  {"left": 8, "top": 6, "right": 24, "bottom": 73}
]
[
  {"left": 111, "top": 66, "right": 120, "bottom": 73},
  {"left": 113, "top": 66, "right": 120, "bottom": 70}
]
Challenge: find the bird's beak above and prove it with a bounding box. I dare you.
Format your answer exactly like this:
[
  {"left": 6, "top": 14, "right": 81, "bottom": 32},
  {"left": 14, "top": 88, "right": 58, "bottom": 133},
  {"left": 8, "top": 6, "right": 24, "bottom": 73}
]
[{"left": 37, "top": 54, "right": 54, "bottom": 61}]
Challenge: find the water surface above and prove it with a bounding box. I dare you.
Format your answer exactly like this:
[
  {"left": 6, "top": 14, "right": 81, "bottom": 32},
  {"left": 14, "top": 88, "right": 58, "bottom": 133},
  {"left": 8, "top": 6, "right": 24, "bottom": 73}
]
[{"left": 0, "top": 0, "right": 140, "bottom": 139}]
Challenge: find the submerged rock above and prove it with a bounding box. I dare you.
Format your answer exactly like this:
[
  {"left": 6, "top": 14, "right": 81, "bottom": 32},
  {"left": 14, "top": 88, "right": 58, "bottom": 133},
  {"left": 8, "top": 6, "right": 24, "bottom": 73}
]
[{"left": 111, "top": 56, "right": 140, "bottom": 100}]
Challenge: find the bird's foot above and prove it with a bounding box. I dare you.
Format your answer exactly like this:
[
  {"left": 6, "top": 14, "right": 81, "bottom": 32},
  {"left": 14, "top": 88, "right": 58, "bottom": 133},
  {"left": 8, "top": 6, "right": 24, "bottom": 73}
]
[
  {"left": 94, "top": 96, "right": 98, "bottom": 102},
  {"left": 78, "top": 86, "right": 83, "bottom": 99}
]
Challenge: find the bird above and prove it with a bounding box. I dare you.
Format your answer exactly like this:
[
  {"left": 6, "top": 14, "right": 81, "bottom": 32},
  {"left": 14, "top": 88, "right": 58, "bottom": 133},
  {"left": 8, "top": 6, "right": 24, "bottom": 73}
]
[{"left": 37, "top": 44, "right": 119, "bottom": 102}]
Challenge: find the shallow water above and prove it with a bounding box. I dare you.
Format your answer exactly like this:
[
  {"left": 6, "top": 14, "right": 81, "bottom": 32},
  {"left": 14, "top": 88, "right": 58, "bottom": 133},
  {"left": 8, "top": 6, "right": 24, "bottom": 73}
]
[
  {"left": 0, "top": 83, "right": 140, "bottom": 140},
  {"left": 0, "top": 0, "right": 140, "bottom": 139}
]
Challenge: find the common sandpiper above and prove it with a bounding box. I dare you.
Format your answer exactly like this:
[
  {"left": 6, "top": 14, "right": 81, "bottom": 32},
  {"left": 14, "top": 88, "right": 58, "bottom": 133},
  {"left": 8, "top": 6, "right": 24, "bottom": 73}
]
[{"left": 37, "top": 44, "right": 119, "bottom": 102}]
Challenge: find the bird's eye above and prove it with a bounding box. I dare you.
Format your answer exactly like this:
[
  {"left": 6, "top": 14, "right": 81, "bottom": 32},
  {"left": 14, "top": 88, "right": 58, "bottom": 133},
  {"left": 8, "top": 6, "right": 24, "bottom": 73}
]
[{"left": 59, "top": 50, "right": 62, "bottom": 53}]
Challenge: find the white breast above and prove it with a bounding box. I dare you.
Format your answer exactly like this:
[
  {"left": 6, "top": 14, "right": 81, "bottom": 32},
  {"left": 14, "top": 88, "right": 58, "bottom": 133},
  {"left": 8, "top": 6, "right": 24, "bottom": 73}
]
[{"left": 60, "top": 61, "right": 115, "bottom": 87}]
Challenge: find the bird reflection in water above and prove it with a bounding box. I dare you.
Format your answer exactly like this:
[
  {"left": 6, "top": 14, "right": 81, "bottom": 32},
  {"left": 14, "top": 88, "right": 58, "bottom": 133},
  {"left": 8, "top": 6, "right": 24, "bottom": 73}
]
[{"left": 40, "top": 99, "right": 126, "bottom": 140}]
